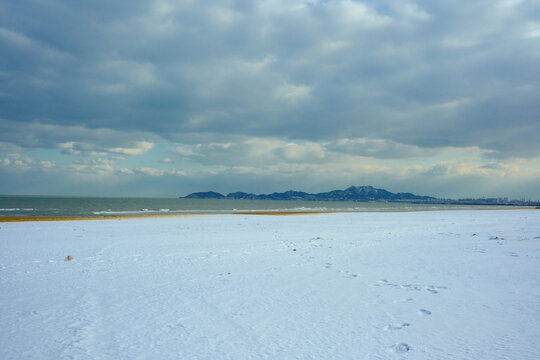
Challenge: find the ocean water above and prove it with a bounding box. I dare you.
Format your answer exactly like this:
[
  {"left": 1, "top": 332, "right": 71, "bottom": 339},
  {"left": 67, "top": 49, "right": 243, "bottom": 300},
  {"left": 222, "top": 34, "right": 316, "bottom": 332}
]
[{"left": 0, "top": 195, "right": 525, "bottom": 218}]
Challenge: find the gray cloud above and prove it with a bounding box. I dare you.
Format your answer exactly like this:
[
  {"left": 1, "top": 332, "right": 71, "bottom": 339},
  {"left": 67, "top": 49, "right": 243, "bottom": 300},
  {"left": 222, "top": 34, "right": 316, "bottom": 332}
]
[
  {"left": 0, "top": 118, "right": 158, "bottom": 154},
  {"left": 327, "top": 138, "right": 441, "bottom": 159},
  {"left": 173, "top": 138, "right": 327, "bottom": 168},
  {"left": 2, "top": 2, "right": 539, "bottom": 146},
  {"left": 1, "top": 0, "right": 539, "bottom": 197}
]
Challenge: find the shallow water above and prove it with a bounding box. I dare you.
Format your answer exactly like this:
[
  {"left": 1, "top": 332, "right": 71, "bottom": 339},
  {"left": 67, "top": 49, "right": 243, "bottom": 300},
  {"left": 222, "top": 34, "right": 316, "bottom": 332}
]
[{"left": 0, "top": 195, "right": 527, "bottom": 217}]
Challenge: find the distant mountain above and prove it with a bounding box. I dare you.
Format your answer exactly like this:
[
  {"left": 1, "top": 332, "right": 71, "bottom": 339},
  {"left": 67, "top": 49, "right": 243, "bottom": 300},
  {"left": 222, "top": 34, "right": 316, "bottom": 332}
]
[
  {"left": 183, "top": 185, "right": 436, "bottom": 202},
  {"left": 182, "top": 191, "right": 225, "bottom": 199}
]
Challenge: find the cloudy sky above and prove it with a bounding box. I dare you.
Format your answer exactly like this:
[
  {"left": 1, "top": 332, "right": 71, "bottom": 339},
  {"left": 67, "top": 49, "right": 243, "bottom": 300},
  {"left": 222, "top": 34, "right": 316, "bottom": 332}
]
[{"left": 1, "top": 0, "right": 539, "bottom": 199}]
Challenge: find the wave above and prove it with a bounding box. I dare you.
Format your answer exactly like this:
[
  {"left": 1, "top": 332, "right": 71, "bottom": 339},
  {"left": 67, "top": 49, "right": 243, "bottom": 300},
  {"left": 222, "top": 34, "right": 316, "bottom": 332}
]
[
  {"left": 91, "top": 209, "right": 233, "bottom": 215},
  {"left": 92, "top": 209, "right": 171, "bottom": 215},
  {"left": 90, "top": 207, "right": 336, "bottom": 216},
  {"left": 234, "top": 207, "right": 330, "bottom": 213},
  {"left": 0, "top": 208, "right": 34, "bottom": 211}
]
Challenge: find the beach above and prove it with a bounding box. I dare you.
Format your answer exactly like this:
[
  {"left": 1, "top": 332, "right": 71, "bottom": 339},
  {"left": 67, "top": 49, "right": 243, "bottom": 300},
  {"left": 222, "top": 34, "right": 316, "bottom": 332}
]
[{"left": 1, "top": 210, "right": 539, "bottom": 359}]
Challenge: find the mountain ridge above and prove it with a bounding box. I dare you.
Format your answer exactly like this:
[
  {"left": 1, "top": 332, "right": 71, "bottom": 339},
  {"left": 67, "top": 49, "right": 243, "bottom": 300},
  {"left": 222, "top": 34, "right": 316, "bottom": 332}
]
[{"left": 183, "top": 185, "right": 436, "bottom": 202}]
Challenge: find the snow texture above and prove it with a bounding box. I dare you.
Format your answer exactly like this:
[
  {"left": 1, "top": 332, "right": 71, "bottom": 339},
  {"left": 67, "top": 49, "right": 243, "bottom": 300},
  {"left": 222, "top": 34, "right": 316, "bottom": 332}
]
[{"left": 1, "top": 210, "right": 540, "bottom": 359}]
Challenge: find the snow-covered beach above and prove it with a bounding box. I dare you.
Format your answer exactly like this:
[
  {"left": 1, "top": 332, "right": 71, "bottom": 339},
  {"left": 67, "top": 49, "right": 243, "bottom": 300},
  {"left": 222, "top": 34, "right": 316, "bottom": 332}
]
[{"left": 1, "top": 210, "right": 539, "bottom": 359}]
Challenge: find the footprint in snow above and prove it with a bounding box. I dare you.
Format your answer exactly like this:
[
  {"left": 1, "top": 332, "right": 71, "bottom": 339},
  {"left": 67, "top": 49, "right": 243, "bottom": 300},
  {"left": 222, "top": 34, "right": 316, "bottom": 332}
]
[
  {"left": 390, "top": 343, "right": 411, "bottom": 353},
  {"left": 384, "top": 323, "right": 411, "bottom": 331},
  {"left": 372, "top": 279, "right": 389, "bottom": 286},
  {"left": 373, "top": 280, "right": 447, "bottom": 294},
  {"left": 393, "top": 298, "right": 414, "bottom": 303}
]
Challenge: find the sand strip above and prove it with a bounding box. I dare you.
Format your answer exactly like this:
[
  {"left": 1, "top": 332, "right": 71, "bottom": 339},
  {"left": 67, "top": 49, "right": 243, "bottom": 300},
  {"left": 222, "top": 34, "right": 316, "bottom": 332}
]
[
  {"left": 0, "top": 211, "right": 336, "bottom": 222},
  {"left": 2, "top": 207, "right": 535, "bottom": 222}
]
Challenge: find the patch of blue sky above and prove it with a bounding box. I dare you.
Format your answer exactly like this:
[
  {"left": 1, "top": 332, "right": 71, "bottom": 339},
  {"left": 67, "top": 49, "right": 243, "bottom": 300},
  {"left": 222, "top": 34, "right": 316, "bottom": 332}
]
[{"left": 26, "top": 148, "right": 71, "bottom": 165}]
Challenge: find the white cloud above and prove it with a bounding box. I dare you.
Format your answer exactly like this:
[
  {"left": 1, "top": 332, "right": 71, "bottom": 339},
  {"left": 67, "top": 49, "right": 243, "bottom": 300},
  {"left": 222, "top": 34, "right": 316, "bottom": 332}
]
[
  {"left": 136, "top": 167, "right": 165, "bottom": 176},
  {"left": 409, "top": 158, "right": 531, "bottom": 179},
  {"left": 0, "top": 119, "right": 161, "bottom": 152},
  {"left": 58, "top": 141, "right": 81, "bottom": 155},
  {"left": 392, "top": 2, "right": 432, "bottom": 21},
  {"left": 0, "top": 27, "right": 70, "bottom": 60},
  {"left": 274, "top": 142, "right": 325, "bottom": 161},
  {"left": 525, "top": 22, "right": 540, "bottom": 38},
  {"left": 0, "top": 153, "right": 56, "bottom": 171},
  {"left": 330, "top": 0, "right": 391, "bottom": 28},
  {"left": 329, "top": 138, "right": 441, "bottom": 159},
  {"left": 119, "top": 168, "right": 135, "bottom": 175},
  {"left": 173, "top": 138, "right": 327, "bottom": 165},
  {"left": 275, "top": 84, "right": 311, "bottom": 102},
  {"left": 498, "top": 0, "right": 525, "bottom": 9},
  {"left": 134, "top": 167, "right": 187, "bottom": 177},
  {"left": 108, "top": 141, "right": 155, "bottom": 155}
]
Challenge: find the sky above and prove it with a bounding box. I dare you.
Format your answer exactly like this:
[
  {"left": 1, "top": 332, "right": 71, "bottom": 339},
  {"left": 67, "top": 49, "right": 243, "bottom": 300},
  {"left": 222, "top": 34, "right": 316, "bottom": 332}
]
[{"left": 1, "top": 0, "right": 540, "bottom": 199}]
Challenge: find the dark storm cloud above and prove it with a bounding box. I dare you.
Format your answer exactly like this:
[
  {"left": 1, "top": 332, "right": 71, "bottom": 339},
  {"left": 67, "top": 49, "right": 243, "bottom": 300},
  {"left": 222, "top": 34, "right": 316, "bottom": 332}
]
[{"left": 1, "top": 0, "right": 539, "bottom": 159}]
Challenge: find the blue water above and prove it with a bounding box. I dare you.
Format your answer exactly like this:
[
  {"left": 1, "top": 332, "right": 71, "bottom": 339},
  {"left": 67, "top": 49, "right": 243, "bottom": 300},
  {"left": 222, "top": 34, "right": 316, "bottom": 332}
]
[{"left": 0, "top": 195, "right": 524, "bottom": 218}]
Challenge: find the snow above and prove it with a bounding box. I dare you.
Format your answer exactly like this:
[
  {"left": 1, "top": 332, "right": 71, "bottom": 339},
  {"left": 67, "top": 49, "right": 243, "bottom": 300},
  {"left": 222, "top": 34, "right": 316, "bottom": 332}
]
[{"left": 1, "top": 210, "right": 540, "bottom": 359}]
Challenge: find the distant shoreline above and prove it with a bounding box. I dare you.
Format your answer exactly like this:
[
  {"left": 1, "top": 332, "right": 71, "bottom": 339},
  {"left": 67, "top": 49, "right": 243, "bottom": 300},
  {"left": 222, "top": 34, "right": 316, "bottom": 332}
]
[{"left": 183, "top": 185, "right": 540, "bottom": 207}]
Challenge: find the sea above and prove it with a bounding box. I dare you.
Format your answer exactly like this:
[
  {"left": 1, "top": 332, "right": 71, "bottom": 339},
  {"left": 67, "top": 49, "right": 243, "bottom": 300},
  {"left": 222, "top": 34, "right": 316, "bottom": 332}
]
[{"left": 0, "top": 195, "right": 527, "bottom": 218}]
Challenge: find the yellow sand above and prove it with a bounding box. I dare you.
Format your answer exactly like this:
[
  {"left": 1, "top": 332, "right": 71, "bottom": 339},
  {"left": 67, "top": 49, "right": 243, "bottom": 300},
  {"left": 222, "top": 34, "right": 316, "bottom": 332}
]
[{"left": 0, "top": 211, "right": 334, "bottom": 222}]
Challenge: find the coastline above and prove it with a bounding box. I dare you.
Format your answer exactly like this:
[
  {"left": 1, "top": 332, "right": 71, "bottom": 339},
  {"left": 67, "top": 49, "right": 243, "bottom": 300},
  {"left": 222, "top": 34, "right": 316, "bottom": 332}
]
[
  {"left": 3, "top": 195, "right": 535, "bottom": 220},
  {"left": 0, "top": 212, "right": 332, "bottom": 222},
  {"left": 1, "top": 207, "right": 536, "bottom": 222}
]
